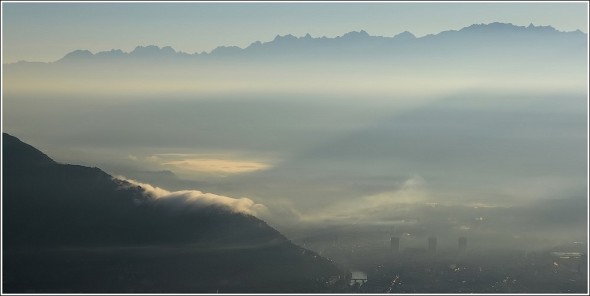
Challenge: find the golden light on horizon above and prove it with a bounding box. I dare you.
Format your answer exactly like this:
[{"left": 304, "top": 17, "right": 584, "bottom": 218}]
[{"left": 161, "top": 158, "right": 271, "bottom": 175}]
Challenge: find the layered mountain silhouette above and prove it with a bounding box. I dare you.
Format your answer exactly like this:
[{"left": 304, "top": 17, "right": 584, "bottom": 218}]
[
  {"left": 4, "top": 22, "right": 586, "bottom": 96},
  {"left": 4, "top": 23, "right": 588, "bottom": 96},
  {"left": 56, "top": 22, "right": 586, "bottom": 61},
  {"left": 3, "top": 22, "right": 585, "bottom": 65},
  {"left": 2, "top": 133, "right": 347, "bottom": 293}
]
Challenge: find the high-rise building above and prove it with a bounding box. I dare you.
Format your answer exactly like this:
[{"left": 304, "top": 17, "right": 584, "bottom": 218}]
[
  {"left": 428, "top": 236, "right": 437, "bottom": 253},
  {"left": 391, "top": 237, "right": 400, "bottom": 252},
  {"left": 458, "top": 237, "right": 467, "bottom": 252}
]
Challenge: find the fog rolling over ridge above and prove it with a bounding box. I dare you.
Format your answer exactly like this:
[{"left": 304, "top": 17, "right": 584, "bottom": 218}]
[
  {"left": 2, "top": 133, "right": 346, "bottom": 292},
  {"left": 3, "top": 21, "right": 587, "bottom": 258}
]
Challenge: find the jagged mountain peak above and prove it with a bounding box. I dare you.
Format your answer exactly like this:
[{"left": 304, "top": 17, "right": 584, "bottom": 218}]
[
  {"left": 131, "top": 45, "right": 177, "bottom": 55},
  {"left": 58, "top": 49, "right": 94, "bottom": 62},
  {"left": 460, "top": 22, "right": 560, "bottom": 33},
  {"left": 42, "top": 22, "right": 588, "bottom": 63},
  {"left": 341, "top": 30, "right": 370, "bottom": 38},
  {"left": 393, "top": 30, "right": 416, "bottom": 40},
  {"left": 272, "top": 33, "right": 299, "bottom": 42}
]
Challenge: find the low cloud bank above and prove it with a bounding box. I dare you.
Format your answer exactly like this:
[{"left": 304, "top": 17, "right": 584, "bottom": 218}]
[{"left": 117, "top": 177, "right": 268, "bottom": 217}]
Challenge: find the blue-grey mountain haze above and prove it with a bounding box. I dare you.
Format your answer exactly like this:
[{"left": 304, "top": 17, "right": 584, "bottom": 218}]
[
  {"left": 2, "top": 21, "right": 588, "bottom": 253},
  {"left": 2, "top": 2, "right": 587, "bottom": 63}
]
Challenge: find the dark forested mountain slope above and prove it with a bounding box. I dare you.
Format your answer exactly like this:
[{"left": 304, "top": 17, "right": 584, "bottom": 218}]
[{"left": 2, "top": 133, "right": 347, "bottom": 293}]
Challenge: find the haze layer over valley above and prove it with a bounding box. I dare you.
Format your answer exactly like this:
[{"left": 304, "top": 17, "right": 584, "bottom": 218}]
[{"left": 3, "top": 21, "right": 588, "bottom": 275}]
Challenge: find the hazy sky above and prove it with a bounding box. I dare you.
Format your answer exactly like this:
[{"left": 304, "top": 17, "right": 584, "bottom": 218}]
[
  {"left": 2, "top": 1, "right": 588, "bottom": 63},
  {"left": 2, "top": 1, "right": 588, "bottom": 250}
]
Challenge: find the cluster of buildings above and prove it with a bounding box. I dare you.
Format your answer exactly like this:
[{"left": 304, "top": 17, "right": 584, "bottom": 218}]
[{"left": 389, "top": 236, "right": 467, "bottom": 254}]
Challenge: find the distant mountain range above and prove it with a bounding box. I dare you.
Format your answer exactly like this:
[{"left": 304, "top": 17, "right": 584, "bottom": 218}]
[
  {"left": 6, "top": 22, "right": 587, "bottom": 65},
  {"left": 2, "top": 133, "right": 347, "bottom": 293},
  {"left": 3, "top": 21, "right": 586, "bottom": 96}
]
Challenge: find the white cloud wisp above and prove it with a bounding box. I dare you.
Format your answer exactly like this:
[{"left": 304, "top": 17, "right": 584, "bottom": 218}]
[{"left": 117, "top": 177, "right": 268, "bottom": 217}]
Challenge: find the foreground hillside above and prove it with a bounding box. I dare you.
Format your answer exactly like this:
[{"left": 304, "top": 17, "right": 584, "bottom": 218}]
[{"left": 2, "top": 133, "right": 347, "bottom": 293}]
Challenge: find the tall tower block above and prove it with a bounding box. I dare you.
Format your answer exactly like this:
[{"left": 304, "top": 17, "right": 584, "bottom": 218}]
[
  {"left": 458, "top": 237, "right": 467, "bottom": 252},
  {"left": 391, "top": 237, "right": 400, "bottom": 252},
  {"left": 428, "top": 236, "right": 437, "bottom": 253}
]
